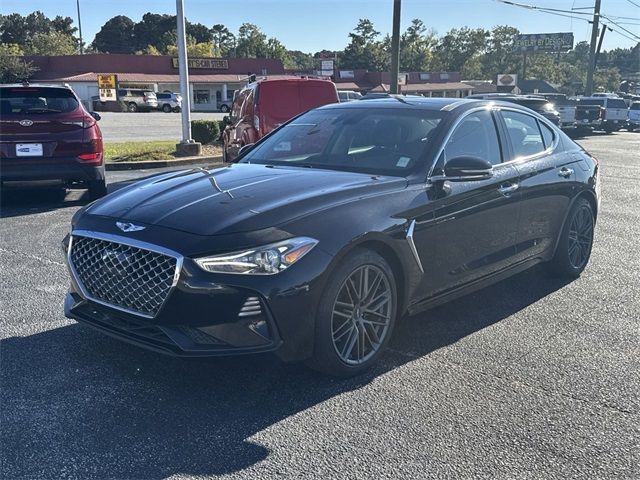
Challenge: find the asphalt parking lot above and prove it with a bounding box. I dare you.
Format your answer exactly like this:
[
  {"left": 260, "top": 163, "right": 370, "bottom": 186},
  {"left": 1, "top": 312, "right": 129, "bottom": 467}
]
[
  {"left": 97, "top": 111, "right": 227, "bottom": 142},
  {"left": 1, "top": 132, "right": 638, "bottom": 479}
]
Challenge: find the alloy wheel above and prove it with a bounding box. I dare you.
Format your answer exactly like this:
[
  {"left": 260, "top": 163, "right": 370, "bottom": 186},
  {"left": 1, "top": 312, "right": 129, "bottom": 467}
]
[
  {"left": 331, "top": 264, "right": 393, "bottom": 365},
  {"left": 568, "top": 204, "right": 594, "bottom": 269}
]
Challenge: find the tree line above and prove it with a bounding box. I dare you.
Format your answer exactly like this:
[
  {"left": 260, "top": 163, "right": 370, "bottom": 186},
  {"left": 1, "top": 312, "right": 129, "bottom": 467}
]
[{"left": 1, "top": 11, "right": 638, "bottom": 92}]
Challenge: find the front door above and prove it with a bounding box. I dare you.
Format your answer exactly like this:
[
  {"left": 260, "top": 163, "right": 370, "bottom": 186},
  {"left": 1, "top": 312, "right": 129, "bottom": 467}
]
[{"left": 412, "top": 109, "right": 521, "bottom": 301}]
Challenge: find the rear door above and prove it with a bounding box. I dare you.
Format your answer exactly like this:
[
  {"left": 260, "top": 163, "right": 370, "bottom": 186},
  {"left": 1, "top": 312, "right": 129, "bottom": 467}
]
[
  {"left": 0, "top": 86, "right": 88, "bottom": 160},
  {"left": 497, "top": 108, "right": 579, "bottom": 262}
]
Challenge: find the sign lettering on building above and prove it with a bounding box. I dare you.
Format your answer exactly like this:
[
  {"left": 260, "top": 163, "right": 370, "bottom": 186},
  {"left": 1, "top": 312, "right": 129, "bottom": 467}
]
[
  {"left": 171, "top": 58, "right": 229, "bottom": 69},
  {"left": 97, "top": 74, "right": 117, "bottom": 101},
  {"left": 512, "top": 33, "right": 574, "bottom": 53}
]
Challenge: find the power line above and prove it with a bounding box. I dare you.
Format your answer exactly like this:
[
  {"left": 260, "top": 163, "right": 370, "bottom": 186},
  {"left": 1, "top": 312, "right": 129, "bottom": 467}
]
[
  {"left": 601, "top": 15, "right": 640, "bottom": 41},
  {"left": 624, "top": 0, "right": 640, "bottom": 9}
]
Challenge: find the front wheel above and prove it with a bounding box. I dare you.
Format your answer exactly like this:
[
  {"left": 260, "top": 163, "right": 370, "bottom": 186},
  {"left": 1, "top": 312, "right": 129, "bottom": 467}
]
[
  {"left": 220, "top": 104, "right": 230, "bottom": 113},
  {"left": 127, "top": 102, "right": 138, "bottom": 113},
  {"left": 547, "top": 197, "right": 595, "bottom": 278},
  {"left": 162, "top": 104, "right": 172, "bottom": 113},
  {"left": 307, "top": 249, "right": 398, "bottom": 377}
]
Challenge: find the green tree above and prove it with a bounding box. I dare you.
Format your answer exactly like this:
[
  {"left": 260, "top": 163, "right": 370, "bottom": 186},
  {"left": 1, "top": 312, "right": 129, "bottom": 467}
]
[
  {"left": 399, "top": 19, "right": 436, "bottom": 71},
  {"left": 166, "top": 38, "right": 215, "bottom": 57},
  {"left": 236, "top": 23, "right": 267, "bottom": 58},
  {"left": 265, "top": 37, "right": 289, "bottom": 64},
  {"left": 211, "top": 24, "right": 236, "bottom": 56},
  {"left": 593, "top": 67, "right": 622, "bottom": 92},
  {"left": 340, "top": 19, "right": 386, "bottom": 71},
  {"left": 0, "top": 11, "right": 77, "bottom": 48},
  {"left": 133, "top": 13, "right": 175, "bottom": 51},
  {"left": 92, "top": 15, "right": 135, "bottom": 53},
  {"left": 286, "top": 50, "right": 315, "bottom": 70},
  {"left": 26, "top": 31, "right": 77, "bottom": 55},
  {"left": 433, "top": 27, "right": 488, "bottom": 72},
  {"left": 0, "top": 55, "right": 37, "bottom": 83},
  {"left": 478, "top": 25, "right": 521, "bottom": 79},
  {"left": 0, "top": 43, "right": 24, "bottom": 56}
]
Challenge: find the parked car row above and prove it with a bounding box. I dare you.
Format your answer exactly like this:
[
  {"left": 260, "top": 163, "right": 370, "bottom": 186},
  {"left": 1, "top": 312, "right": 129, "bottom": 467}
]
[
  {"left": 466, "top": 92, "right": 639, "bottom": 134},
  {"left": 92, "top": 90, "right": 182, "bottom": 113}
]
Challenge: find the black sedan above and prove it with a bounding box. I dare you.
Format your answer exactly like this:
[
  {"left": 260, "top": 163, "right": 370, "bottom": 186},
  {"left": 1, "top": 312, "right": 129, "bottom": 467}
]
[{"left": 63, "top": 97, "right": 599, "bottom": 376}]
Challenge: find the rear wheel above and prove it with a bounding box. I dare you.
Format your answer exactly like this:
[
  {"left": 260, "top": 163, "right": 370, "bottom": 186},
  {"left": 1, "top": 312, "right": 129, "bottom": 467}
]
[
  {"left": 547, "top": 198, "right": 594, "bottom": 278},
  {"left": 307, "top": 249, "right": 398, "bottom": 377},
  {"left": 127, "top": 102, "right": 138, "bottom": 112},
  {"left": 162, "top": 104, "right": 172, "bottom": 113},
  {"left": 220, "top": 104, "right": 230, "bottom": 113},
  {"left": 88, "top": 179, "right": 107, "bottom": 200}
]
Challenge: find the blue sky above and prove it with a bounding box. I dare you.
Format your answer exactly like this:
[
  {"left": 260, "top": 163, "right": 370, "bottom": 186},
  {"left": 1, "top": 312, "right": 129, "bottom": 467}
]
[{"left": 2, "top": 0, "right": 639, "bottom": 51}]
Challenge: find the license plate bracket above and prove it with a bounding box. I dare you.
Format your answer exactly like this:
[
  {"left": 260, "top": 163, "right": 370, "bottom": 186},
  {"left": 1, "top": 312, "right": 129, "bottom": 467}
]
[{"left": 15, "top": 143, "right": 43, "bottom": 157}]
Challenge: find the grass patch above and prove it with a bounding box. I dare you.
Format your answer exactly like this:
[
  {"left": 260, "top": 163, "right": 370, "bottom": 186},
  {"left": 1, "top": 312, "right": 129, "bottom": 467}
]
[{"left": 104, "top": 140, "right": 177, "bottom": 162}]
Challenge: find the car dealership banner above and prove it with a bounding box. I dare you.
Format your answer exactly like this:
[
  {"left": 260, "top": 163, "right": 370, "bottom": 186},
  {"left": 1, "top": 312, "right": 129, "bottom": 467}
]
[{"left": 512, "top": 33, "right": 574, "bottom": 53}]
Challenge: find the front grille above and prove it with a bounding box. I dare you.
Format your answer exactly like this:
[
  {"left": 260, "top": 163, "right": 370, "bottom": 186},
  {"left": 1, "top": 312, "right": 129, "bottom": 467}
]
[{"left": 69, "top": 235, "right": 178, "bottom": 317}]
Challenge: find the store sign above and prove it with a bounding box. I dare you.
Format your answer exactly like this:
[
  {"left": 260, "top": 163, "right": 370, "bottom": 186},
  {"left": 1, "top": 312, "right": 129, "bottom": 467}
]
[
  {"left": 340, "top": 70, "right": 355, "bottom": 79},
  {"left": 512, "top": 33, "right": 574, "bottom": 53},
  {"left": 97, "top": 74, "right": 117, "bottom": 101},
  {"left": 171, "top": 58, "right": 229, "bottom": 69},
  {"left": 321, "top": 60, "right": 334, "bottom": 71},
  {"left": 497, "top": 74, "right": 518, "bottom": 86}
]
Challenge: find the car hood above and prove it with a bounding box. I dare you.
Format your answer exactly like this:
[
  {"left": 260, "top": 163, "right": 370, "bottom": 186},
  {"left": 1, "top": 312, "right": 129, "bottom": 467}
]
[{"left": 86, "top": 163, "right": 407, "bottom": 236}]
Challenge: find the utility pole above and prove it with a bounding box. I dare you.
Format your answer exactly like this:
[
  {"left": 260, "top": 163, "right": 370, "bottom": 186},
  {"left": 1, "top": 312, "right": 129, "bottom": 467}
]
[
  {"left": 175, "top": 0, "right": 201, "bottom": 156},
  {"left": 76, "top": 0, "right": 83, "bottom": 54},
  {"left": 585, "top": 0, "right": 601, "bottom": 96},
  {"left": 594, "top": 24, "right": 609, "bottom": 70},
  {"left": 389, "top": 0, "right": 401, "bottom": 94}
]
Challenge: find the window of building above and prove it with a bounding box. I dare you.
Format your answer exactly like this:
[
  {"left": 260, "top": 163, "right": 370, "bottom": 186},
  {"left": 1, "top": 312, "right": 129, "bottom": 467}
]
[
  {"left": 440, "top": 73, "right": 450, "bottom": 80},
  {"left": 420, "top": 73, "right": 431, "bottom": 81},
  {"left": 194, "top": 89, "right": 210, "bottom": 104}
]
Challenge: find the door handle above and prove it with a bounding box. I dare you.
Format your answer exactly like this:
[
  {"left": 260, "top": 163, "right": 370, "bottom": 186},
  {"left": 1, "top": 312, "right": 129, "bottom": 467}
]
[
  {"left": 498, "top": 183, "right": 519, "bottom": 196},
  {"left": 558, "top": 167, "right": 574, "bottom": 178}
]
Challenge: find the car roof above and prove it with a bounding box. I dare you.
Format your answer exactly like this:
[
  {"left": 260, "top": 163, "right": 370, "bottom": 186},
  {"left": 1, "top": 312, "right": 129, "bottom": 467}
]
[
  {"left": 316, "top": 96, "right": 540, "bottom": 114},
  {"left": 0, "top": 83, "right": 72, "bottom": 89}
]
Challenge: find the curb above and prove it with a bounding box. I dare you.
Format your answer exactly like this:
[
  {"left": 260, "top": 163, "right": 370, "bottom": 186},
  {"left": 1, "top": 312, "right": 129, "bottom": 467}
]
[{"left": 106, "top": 155, "right": 223, "bottom": 171}]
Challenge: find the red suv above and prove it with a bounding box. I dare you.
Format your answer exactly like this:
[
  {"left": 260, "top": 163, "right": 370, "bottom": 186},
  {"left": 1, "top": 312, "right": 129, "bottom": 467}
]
[
  {"left": 223, "top": 78, "right": 339, "bottom": 162},
  {"left": 0, "top": 83, "right": 106, "bottom": 199}
]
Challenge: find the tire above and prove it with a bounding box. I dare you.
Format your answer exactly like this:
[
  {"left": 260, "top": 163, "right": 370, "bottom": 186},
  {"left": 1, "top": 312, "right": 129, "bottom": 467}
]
[
  {"left": 127, "top": 102, "right": 138, "bottom": 113},
  {"left": 547, "top": 197, "right": 595, "bottom": 278},
  {"left": 88, "top": 179, "right": 107, "bottom": 200},
  {"left": 220, "top": 104, "right": 230, "bottom": 113},
  {"left": 162, "top": 104, "right": 172, "bottom": 113},
  {"left": 307, "top": 248, "right": 398, "bottom": 377}
]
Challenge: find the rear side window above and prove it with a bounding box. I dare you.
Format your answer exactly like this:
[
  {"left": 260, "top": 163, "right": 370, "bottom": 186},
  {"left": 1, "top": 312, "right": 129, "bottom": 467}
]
[
  {"left": 580, "top": 99, "right": 605, "bottom": 106},
  {"left": 631, "top": 103, "right": 640, "bottom": 111},
  {"left": 500, "top": 110, "right": 545, "bottom": 159},
  {"left": 444, "top": 110, "right": 502, "bottom": 165},
  {"left": 539, "top": 122, "right": 555, "bottom": 149},
  {"left": 0, "top": 87, "right": 79, "bottom": 114},
  {"left": 608, "top": 99, "right": 627, "bottom": 109},
  {"left": 156, "top": 93, "right": 169, "bottom": 99}
]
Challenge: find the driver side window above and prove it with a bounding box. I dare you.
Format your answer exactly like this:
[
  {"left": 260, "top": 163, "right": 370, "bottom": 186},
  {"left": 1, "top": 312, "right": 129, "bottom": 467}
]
[{"left": 444, "top": 110, "right": 502, "bottom": 166}]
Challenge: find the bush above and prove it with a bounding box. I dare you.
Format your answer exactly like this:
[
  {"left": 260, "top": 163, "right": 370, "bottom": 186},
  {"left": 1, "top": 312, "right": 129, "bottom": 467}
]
[{"left": 190, "top": 120, "right": 220, "bottom": 144}]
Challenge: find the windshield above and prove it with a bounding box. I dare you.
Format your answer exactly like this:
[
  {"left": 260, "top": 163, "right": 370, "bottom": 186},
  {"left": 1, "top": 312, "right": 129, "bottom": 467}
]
[
  {"left": 239, "top": 107, "right": 446, "bottom": 176},
  {"left": 0, "top": 87, "right": 79, "bottom": 114}
]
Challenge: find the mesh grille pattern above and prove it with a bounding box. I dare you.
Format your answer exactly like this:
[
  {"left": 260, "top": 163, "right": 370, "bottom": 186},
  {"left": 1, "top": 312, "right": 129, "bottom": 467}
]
[{"left": 70, "top": 235, "right": 178, "bottom": 317}]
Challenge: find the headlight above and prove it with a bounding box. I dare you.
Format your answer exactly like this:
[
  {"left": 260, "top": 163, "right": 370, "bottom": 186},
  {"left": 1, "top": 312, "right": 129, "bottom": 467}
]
[{"left": 194, "top": 237, "right": 318, "bottom": 275}]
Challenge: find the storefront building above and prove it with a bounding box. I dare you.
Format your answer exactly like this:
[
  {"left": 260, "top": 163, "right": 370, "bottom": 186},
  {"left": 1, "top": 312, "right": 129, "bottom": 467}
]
[{"left": 23, "top": 54, "right": 287, "bottom": 112}]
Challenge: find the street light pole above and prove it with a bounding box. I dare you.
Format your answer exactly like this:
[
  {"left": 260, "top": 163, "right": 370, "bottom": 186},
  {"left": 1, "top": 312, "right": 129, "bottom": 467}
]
[
  {"left": 175, "top": 0, "right": 201, "bottom": 155},
  {"left": 389, "top": 0, "right": 402, "bottom": 94},
  {"left": 76, "top": 0, "right": 83, "bottom": 54}
]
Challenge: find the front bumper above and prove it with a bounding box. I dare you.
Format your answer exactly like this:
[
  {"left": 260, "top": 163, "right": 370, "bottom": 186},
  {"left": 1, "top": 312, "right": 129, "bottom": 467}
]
[
  {"left": 0, "top": 156, "right": 104, "bottom": 184},
  {"left": 63, "top": 230, "right": 333, "bottom": 361}
]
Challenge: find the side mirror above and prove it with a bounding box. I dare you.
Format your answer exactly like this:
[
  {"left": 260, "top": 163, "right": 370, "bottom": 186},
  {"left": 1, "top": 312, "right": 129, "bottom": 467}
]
[
  {"left": 89, "top": 111, "right": 101, "bottom": 121},
  {"left": 238, "top": 143, "right": 255, "bottom": 156},
  {"left": 435, "top": 156, "right": 493, "bottom": 182}
]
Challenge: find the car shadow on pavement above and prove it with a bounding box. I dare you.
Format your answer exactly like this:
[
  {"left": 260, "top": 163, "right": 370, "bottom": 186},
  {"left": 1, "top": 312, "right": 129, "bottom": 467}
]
[
  {"left": 0, "top": 265, "right": 572, "bottom": 479},
  {"left": 0, "top": 187, "right": 92, "bottom": 218}
]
